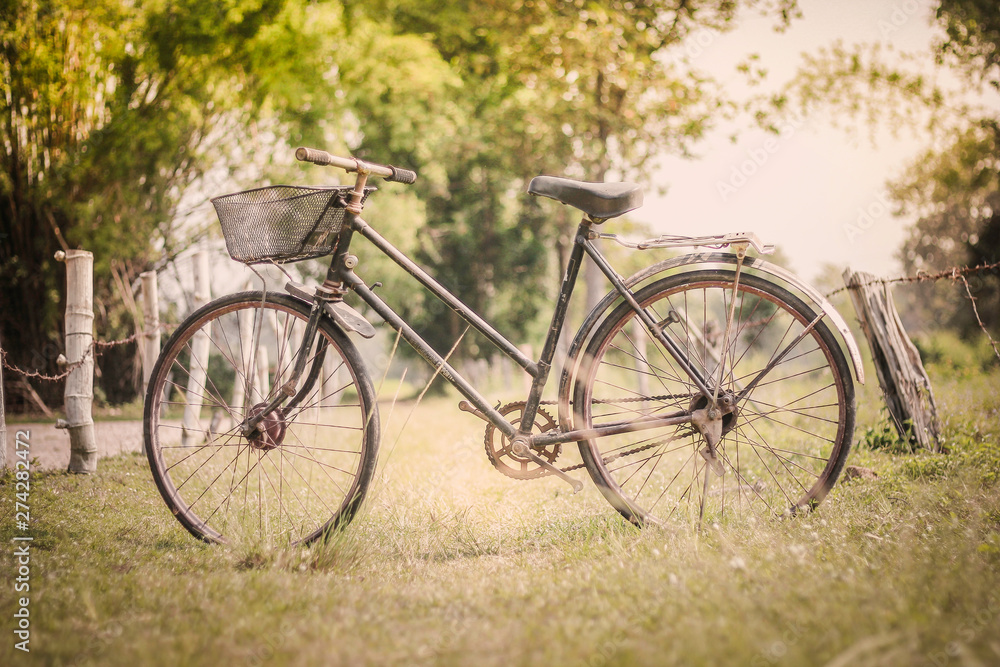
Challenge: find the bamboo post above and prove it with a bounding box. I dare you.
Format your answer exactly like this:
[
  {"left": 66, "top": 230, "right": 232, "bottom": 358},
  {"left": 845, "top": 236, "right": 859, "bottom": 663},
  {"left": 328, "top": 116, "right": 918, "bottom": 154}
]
[
  {"left": 181, "top": 250, "right": 212, "bottom": 447},
  {"left": 140, "top": 271, "right": 160, "bottom": 395},
  {"left": 56, "top": 249, "right": 98, "bottom": 473},
  {"left": 843, "top": 269, "right": 941, "bottom": 451}
]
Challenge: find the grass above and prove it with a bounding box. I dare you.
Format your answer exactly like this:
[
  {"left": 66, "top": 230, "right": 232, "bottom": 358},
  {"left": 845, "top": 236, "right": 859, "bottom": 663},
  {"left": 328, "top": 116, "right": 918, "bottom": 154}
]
[{"left": 2, "top": 367, "right": 1000, "bottom": 666}]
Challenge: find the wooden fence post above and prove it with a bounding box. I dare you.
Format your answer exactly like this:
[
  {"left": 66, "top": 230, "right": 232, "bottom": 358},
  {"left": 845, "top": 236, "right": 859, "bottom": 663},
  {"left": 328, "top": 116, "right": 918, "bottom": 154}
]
[
  {"left": 181, "top": 250, "right": 212, "bottom": 447},
  {"left": 843, "top": 268, "right": 942, "bottom": 451},
  {"left": 140, "top": 271, "right": 160, "bottom": 395},
  {"left": 56, "top": 249, "right": 98, "bottom": 473}
]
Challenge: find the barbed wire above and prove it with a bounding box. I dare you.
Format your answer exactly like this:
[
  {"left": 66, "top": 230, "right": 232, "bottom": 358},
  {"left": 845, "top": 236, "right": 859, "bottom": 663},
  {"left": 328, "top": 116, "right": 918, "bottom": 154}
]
[
  {"left": 3, "top": 260, "right": 998, "bottom": 384},
  {"left": 832, "top": 260, "right": 1000, "bottom": 363},
  {"left": 826, "top": 260, "right": 1000, "bottom": 298},
  {"left": 960, "top": 275, "right": 1000, "bottom": 362},
  {"left": 1, "top": 330, "right": 148, "bottom": 383}
]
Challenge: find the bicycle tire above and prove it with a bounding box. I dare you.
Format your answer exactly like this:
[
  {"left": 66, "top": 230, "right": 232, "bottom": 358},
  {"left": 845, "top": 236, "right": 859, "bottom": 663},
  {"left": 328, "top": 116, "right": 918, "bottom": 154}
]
[
  {"left": 572, "top": 270, "right": 855, "bottom": 526},
  {"left": 143, "top": 291, "right": 380, "bottom": 545}
]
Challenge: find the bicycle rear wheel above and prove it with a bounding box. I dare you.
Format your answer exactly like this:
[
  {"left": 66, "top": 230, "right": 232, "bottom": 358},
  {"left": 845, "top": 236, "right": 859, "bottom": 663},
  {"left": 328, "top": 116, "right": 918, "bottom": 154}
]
[
  {"left": 573, "top": 270, "right": 855, "bottom": 527},
  {"left": 144, "top": 291, "right": 379, "bottom": 545}
]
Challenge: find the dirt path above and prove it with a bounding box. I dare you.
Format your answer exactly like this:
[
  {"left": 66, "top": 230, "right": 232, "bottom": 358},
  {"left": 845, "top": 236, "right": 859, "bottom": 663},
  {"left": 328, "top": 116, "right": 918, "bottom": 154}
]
[{"left": 4, "top": 420, "right": 145, "bottom": 471}]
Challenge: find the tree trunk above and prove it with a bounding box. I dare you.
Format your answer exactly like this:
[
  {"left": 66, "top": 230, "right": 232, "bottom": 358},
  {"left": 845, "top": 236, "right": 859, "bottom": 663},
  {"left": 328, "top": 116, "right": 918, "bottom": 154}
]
[{"left": 1, "top": 329, "right": 6, "bottom": 470}]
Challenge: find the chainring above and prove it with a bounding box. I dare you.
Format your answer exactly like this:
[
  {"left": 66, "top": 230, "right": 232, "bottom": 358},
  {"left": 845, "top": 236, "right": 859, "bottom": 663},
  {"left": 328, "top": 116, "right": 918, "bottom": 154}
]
[{"left": 484, "top": 402, "right": 561, "bottom": 480}]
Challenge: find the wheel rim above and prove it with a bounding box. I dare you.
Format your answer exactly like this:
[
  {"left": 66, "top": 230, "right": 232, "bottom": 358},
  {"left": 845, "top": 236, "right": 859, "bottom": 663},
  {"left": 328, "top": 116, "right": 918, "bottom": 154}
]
[
  {"left": 576, "top": 272, "right": 853, "bottom": 526},
  {"left": 146, "top": 295, "right": 376, "bottom": 545}
]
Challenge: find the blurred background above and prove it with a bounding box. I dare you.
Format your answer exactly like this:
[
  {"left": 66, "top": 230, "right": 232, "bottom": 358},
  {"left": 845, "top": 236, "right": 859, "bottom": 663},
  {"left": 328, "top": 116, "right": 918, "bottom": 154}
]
[{"left": 2, "top": 0, "right": 998, "bottom": 413}]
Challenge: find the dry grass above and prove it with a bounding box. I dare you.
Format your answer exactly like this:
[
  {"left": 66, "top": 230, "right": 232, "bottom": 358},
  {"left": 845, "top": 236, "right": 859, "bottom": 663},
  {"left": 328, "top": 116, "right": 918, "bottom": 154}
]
[{"left": 2, "top": 365, "right": 999, "bottom": 666}]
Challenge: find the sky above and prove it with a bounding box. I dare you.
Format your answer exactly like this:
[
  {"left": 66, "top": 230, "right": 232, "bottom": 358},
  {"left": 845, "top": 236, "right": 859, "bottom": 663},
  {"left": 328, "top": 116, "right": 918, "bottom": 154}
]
[{"left": 635, "top": 0, "right": 1000, "bottom": 283}]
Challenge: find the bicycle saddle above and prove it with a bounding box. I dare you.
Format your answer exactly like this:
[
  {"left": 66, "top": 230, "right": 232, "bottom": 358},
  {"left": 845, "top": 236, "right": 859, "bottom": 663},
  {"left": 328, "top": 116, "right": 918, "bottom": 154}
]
[{"left": 527, "top": 176, "right": 643, "bottom": 220}]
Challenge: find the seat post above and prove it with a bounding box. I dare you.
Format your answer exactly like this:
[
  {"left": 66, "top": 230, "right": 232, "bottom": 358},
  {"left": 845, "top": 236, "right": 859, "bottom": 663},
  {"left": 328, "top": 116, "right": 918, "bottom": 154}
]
[{"left": 518, "top": 217, "right": 592, "bottom": 434}]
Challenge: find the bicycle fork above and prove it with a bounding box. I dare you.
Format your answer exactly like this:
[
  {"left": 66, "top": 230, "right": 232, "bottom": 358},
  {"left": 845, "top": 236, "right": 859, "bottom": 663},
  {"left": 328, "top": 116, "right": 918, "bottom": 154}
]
[{"left": 238, "top": 296, "right": 329, "bottom": 441}]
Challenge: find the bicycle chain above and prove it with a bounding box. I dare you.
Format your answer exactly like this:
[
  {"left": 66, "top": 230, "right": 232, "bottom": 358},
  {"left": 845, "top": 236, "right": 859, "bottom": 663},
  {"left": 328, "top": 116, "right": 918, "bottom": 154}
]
[
  {"left": 488, "top": 393, "right": 695, "bottom": 477},
  {"left": 555, "top": 429, "right": 694, "bottom": 473},
  {"left": 537, "top": 393, "right": 694, "bottom": 406}
]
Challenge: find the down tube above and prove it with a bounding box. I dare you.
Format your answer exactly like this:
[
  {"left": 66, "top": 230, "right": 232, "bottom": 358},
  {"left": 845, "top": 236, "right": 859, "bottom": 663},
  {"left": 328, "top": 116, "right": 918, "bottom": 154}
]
[{"left": 346, "top": 276, "right": 518, "bottom": 439}]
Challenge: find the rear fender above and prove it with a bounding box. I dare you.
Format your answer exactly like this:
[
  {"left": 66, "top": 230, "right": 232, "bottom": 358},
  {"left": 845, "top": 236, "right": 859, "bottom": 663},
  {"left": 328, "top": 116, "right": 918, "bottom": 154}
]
[{"left": 556, "top": 252, "right": 865, "bottom": 429}]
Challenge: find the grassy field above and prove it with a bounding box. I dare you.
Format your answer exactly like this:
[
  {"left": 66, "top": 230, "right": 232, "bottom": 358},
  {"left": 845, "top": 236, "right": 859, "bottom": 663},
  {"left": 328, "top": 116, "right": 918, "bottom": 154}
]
[{"left": 2, "top": 363, "right": 1000, "bottom": 666}]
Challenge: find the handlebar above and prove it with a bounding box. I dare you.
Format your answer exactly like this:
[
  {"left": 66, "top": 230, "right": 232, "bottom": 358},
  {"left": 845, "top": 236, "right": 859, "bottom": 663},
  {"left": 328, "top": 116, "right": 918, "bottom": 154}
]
[{"left": 295, "top": 147, "right": 417, "bottom": 184}]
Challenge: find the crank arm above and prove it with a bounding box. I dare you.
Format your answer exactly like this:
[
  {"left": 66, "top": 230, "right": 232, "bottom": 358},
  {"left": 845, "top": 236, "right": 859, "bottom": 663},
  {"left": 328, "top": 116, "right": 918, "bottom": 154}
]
[
  {"left": 511, "top": 440, "right": 584, "bottom": 493},
  {"left": 458, "top": 399, "right": 488, "bottom": 422}
]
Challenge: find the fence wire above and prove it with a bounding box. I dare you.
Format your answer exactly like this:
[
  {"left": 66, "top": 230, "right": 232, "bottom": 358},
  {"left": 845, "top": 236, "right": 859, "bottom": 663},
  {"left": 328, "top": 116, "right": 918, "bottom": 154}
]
[
  {"left": 3, "top": 260, "right": 998, "bottom": 385},
  {"left": 0, "top": 330, "right": 147, "bottom": 383},
  {"left": 833, "top": 260, "right": 1000, "bottom": 363}
]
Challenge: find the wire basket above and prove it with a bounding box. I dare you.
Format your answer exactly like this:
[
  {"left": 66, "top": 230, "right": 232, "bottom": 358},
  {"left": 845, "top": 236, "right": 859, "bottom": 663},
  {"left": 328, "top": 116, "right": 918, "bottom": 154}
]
[{"left": 211, "top": 185, "right": 372, "bottom": 264}]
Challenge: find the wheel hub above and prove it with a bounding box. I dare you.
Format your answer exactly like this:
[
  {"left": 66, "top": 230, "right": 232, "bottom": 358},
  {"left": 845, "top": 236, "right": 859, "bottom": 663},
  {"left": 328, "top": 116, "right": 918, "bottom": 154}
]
[
  {"left": 689, "top": 393, "right": 739, "bottom": 437},
  {"left": 246, "top": 403, "right": 287, "bottom": 451}
]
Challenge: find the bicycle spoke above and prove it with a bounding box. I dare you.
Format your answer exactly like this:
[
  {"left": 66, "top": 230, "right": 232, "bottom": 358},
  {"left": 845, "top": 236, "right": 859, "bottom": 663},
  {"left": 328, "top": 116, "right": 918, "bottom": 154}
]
[
  {"left": 146, "top": 294, "right": 378, "bottom": 545},
  {"left": 575, "top": 270, "right": 853, "bottom": 527}
]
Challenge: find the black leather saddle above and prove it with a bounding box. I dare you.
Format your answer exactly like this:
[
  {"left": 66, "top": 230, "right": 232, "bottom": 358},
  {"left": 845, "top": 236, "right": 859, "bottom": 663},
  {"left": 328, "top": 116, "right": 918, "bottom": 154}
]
[{"left": 527, "top": 176, "right": 643, "bottom": 220}]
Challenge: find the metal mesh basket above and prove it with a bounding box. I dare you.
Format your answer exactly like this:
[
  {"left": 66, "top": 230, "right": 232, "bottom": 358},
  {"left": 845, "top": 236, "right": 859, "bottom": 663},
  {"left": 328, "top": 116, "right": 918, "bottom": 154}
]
[{"left": 211, "top": 185, "right": 372, "bottom": 264}]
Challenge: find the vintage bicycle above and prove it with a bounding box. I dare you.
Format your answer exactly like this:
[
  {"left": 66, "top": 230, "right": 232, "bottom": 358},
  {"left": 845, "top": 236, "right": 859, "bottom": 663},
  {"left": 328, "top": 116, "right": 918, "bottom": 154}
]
[{"left": 143, "top": 147, "right": 865, "bottom": 545}]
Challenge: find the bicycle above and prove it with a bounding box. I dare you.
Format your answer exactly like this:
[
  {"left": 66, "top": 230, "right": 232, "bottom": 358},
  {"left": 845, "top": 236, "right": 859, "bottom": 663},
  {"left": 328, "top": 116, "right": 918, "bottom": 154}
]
[{"left": 143, "top": 146, "right": 866, "bottom": 545}]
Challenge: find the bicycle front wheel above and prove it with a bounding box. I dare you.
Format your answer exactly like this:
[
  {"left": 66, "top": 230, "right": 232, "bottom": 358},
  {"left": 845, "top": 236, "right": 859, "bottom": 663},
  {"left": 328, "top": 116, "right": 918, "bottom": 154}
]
[
  {"left": 144, "top": 291, "right": 380, "bottom": 545},
  {"left": 573, "top": 270, "right": 855, "bottom": 527}
]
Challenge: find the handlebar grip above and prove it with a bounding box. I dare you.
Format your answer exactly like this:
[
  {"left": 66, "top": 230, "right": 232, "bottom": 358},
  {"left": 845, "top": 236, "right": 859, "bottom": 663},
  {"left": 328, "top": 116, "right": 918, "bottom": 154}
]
[
  {"left": 387, "top": 166, "right": 418, "bottom": 184},
  {"left": 295, "top": 147, "right": 335, "bottom": 165}
]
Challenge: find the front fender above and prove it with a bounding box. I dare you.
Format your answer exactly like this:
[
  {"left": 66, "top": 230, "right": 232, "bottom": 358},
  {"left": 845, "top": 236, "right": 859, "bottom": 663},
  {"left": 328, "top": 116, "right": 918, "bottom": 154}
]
[{"left": 556, "top": 252, "right": 865, "bottom": 429}]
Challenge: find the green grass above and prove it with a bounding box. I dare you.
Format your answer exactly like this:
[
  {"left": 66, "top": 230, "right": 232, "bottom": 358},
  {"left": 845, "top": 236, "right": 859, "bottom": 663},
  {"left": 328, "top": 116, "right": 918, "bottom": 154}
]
[{"left": 2, "top": 369, "right": 1000, "bottom": 666}]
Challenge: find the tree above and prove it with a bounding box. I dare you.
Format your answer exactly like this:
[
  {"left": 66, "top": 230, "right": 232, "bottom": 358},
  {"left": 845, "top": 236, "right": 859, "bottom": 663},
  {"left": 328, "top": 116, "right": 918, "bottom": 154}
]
[
  {"left": 343, "top": 0, "right": 802, "bottom": 365},
  {"left": 935, "top": 0, "right": 1000, "bottom": 90},
  {"left": 890, "top": 122, "right": 999, "bottom": 336},
  {"left": 751, "top": 0, "right": 999, "bottom": 340},
  {"left": 0, "top": 0, "right": 448, "bottom": 407},
  {"left": 1, "top": 0, "right": 298, "bottom": 403}
]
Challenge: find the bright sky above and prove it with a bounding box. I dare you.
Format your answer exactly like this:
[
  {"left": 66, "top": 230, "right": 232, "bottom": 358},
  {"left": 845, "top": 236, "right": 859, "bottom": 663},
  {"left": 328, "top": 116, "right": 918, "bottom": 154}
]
[{"left": 637, "top": 0, "right": 1000, "bottom": 282}]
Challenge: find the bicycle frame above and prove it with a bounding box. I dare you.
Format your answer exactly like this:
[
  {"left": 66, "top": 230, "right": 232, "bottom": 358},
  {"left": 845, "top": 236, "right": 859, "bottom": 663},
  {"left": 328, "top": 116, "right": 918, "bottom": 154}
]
[
  {"left": 148, "top": 147, "right": 866, "bottom": 544},
  {"left": 317, "top": 206, "right": 711, "bottom": 450}
]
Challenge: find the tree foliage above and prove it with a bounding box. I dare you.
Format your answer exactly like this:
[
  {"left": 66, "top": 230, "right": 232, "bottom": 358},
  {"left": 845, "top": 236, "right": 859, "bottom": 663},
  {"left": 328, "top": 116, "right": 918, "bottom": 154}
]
[
  {"left": 2, "top": 0, "right": 292, "bottom": 397},
  {"left": 3, "top": 0, "right": 804, "bottom": 407},
  {"left": 346, "top": 0, "right": 801, "bottom": 351},
  {"left": 891, "top": 121, "right": 999, "bottom": 336},
  {"left": 935, "top": 0, "right": 1000, "bottom": 90},
  {"left": 755, "top": 0, "right": 999, "bottom": 340}
]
